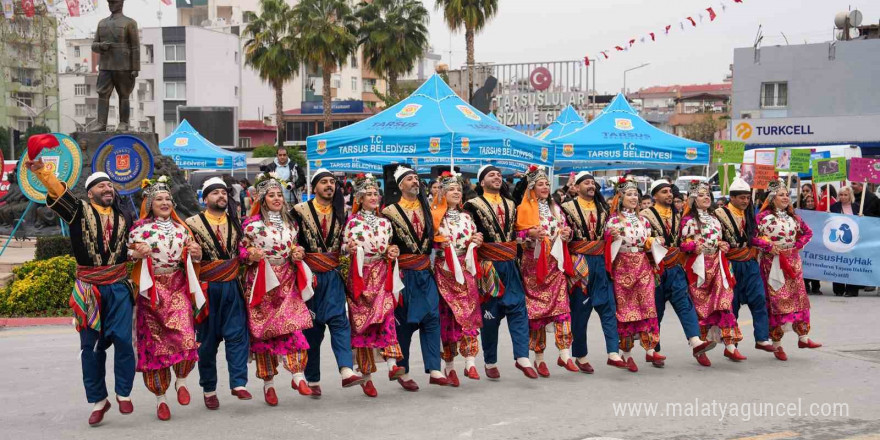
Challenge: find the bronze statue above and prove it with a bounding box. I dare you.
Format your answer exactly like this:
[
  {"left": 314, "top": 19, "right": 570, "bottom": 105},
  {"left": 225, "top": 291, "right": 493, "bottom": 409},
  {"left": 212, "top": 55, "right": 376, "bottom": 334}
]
[{"left": 91, "top": 0, "right": 139, "bottom": 132}]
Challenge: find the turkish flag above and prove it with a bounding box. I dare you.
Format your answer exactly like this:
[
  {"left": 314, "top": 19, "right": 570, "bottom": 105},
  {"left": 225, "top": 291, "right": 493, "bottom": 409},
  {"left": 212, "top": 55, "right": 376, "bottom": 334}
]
[
  {"left": 601, "top": 51, "right": 609, "bottom": 59},
  {"left": 66, "top": 0, "right": 80, "bottom": 17},
  {"left": 665, "top": 25, "right": 672, "bottom": 34},
  {"left": 615, "top": 46, "right": 624, "bottom": 51},
  {"left": 629, "top": 39, "right": 635, "bottom": 47},
  {"left": 22, "top": 0, "right": 35, "bottom": 17},
  {"left": 649, "top": 32, "right": 655, "bottom": 41},
  {"left": 686, "top": 16, "right": 697, "bottom": 27},
  {"left": 707, "top": 7, "right": 717, "bottom": 21},
  {"left": 583, "top": 56, "right": 590, "bottom": 66}
]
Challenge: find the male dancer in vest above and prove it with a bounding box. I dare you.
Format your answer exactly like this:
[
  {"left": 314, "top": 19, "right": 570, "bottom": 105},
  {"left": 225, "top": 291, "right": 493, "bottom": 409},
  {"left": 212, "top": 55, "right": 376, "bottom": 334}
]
[
  {"left": 185, "top": 177, "right": 252, "bottom": 409},
  {"left": 25, "top": 138, "right": 135, "bottom": 425},
  {"left": 464, "top": 165, "right": 537, "bottom": 380},
  {"left": 292, "top": 169, "right": 365, "bottom": 396},
  {"left": 715, "top": 178, "right": 775, "bottom": 357},
  {"left": 641, "top": 179, "right": 715, "bottom": 366},
  {"left": 382, "top": 166, "right": 450, "bottom": 390},
  {"left": 560, "top": 172, "right": 627, "bottom": 372}
]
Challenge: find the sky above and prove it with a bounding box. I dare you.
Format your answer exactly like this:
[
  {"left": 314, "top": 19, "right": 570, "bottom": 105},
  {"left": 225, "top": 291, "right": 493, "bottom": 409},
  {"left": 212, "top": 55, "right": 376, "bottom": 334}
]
[{"left": 63, "top": 0, "right": 879, "bottom": 94}]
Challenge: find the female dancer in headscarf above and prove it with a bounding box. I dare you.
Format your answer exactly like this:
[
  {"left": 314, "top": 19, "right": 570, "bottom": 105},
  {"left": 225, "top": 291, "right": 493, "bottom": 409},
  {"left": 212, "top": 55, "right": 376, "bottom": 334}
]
[
  {"left": 431, "top": 171, "right": 484, "bottom": 386},
  {"left": 515, "top": 166, "right": 576, "bottom": 377},
  {"left": 128, "top": 175, "right": 203, "bottom": 420},
  {"left": 240, "top": 172, "right": 313, "bottom": 405},
  {"left": 756, "top": 177, "right": 821, "bottom": 361},
  {"left": 344, "top": 173, "right": 404, "bottom": 397}
]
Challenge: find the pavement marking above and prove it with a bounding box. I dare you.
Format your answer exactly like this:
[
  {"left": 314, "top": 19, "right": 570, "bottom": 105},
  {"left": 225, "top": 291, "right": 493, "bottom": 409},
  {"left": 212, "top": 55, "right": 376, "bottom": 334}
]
[
  {"left": 731, "top": 432, "right": 800, "bottom": 440},
  {"left": 0, "top": 327, "right": 72, "bottom": 338}
]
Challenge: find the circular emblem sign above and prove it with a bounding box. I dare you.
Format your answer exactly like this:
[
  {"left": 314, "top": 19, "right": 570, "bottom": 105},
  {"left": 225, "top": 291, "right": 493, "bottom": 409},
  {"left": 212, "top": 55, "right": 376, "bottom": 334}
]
[
  {"left": 18, "top": 133, "right": 83, "bottom": 204},
  {"left": 92, "top": 134, "right": 154, "bottom": 195},
  {"left": 530, "top": 67, "right": 552, "bottom": 91}
]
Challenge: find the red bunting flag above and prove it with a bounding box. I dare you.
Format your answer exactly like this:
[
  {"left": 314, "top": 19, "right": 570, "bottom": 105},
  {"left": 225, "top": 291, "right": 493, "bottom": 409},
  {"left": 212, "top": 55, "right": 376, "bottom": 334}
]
[
  {"left": 583, "top": 56, "right": 590, "bottom": 66},
  {"left": 600, "top": 51, "right": 609, "bottom": 59},
  {"left": 686, "top": 16, "right": 697, "bottom": 27},
  {"left": 22, "top": 0, "right": 35, "bottom": 16},
  {"left": 649, "top": 32, "right": 655, "bottom": 41},
  {"left": 615, "top": 46, "right": 625, "bottom": 51},
  {"left": 629, "top": 38, "right": 636, "bottom": 47},
  {"left": 66, "top": 0, "right": 80, "bottom": 17},
  {"left": 665, "top": 25, "right": 672, "bottom": 34},
  {"left": 161, "top": 0, "right": 171, "bottom": 4},
  {"left": 733, "top": 0, "right": 742, "bottom": 2},
  {"left": 707, "top": 7, "right": 717, "bottom": 21}
]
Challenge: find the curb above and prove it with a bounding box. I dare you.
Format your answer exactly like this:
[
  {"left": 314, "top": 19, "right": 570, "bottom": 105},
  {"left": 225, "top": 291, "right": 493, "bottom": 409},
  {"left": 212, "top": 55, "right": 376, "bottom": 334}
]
[{"left": 0, "top": 317, "right": 72, "bottom": 328}]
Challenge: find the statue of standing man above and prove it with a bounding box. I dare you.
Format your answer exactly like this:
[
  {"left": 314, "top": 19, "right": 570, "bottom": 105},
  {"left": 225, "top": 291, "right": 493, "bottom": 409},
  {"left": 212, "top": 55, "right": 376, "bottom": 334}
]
[{"left": 91, "top": 0, "right": 139, "bottom": 132}]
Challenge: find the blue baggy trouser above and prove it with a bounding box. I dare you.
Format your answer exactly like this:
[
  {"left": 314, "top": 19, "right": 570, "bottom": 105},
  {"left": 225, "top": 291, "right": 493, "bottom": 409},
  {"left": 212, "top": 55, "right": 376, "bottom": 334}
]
[
  {"left": 479, "top": 260, "right": 530, "bottom": 364},
  {"left": 304, "top": 270, "right": 354, "bottom": 383},
  {"left": 394, "top": 268, "right": 441, "bottom": 373},
  {"left": 570, "top": 255, "right": 619, "bottom": 357},
  {"left": 196, "top": 280, "right": 250, "bottom": 392},
  {"left": 730, "top": 259, "right": 770, "bottom": 343},
  {"left": 80, "top": 282, "right": 135, "bottom": 403},
  {"left": 654, "top": 265, "right": 700, "bottom": 352}
]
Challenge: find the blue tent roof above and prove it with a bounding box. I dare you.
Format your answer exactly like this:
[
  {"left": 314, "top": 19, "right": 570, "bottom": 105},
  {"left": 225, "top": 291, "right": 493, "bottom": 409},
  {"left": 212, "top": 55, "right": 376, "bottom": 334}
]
[
  {"left": 552, "top": 93, "right": 709, "bottom": 171},
  {"left": 159, "top": 120, "right": 246, "bottom": 170},
  {"left": 306, "top": 74, "right": 554, "bottom": 169},
  {"left": 533, "top": 105, "right": 587, "bottom": 141},
  {"left": 487, "top": 112, "right": 498, "bottom": 121}
]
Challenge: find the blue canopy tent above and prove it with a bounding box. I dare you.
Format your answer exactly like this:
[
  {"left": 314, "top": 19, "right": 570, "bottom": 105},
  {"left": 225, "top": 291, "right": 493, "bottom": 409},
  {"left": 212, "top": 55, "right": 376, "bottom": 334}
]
[
  {"left": 533, "top": 105, "right": 587, "bottom": 141},
  {"left": 306, "top": 74, "right": 553, "bottom": 187},
  {"left": 552, "top": 94, "right": 709, "bottom": 174},
  {"left": 159, "top": 119, "right": 247, "bottom": 172}
]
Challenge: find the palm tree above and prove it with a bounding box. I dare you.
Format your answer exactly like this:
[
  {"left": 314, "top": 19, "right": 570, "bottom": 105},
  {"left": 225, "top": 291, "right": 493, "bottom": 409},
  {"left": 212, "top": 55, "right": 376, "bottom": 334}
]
[
  {"left": 356, "top": 0, "right": 429, "bottom": 98},
  {"left": 243, "top": 0, "right": 299, "bottom": 148},
  {"left": 435, "top": 0, "right": 498, "bottom": 101},
  {"left": 293, "top": 0, "right": 358, "bottom": 131}
]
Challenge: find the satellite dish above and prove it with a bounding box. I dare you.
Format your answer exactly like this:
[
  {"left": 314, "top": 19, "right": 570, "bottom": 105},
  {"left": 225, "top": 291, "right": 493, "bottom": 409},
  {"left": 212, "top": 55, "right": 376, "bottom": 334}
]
[
  {"left": 850, "top": 9, "right": 863, "bottom": 27},
  {"left": 835, "top": 10, "right": 863, "bottom": 28}
]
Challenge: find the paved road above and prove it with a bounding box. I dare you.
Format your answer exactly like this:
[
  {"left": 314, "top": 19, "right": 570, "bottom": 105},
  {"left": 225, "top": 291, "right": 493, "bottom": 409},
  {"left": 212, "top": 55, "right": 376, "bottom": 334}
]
[{"left": 2, "top": 286, "right": 879, "bottom": 440}]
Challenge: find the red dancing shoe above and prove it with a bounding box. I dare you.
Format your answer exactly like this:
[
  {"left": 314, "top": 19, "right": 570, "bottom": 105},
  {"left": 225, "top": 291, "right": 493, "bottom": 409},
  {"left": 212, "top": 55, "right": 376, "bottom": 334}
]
[
  {"left": 485, "top": 365, "right": 501, "bottom": 380},
  {"left": 774, "top": 347, "right": 788, "bottom": 361},
  {"left": 645, "top": 353, "right": 665, "bottom": 368},
  {"left": 653, "top": 352, "right": 667, "bottom": 361},
  {"left": 397, "top": 377, "right": 419, "bottom": 391},
  {"left": 308, "top": 385, "right": 322, "bottom": 398},
  {"left": 557, "top": 357, "right": 580, "bottom": 372},
  {"left": 157, "top": 402, "right": 171, "bottom": 421},
  {"left": 445, "top": 370, "right": 460, "bottom": 387},
  {"left": 695, "top": 353, "right": 712, "bottom": 367},
  {"left": 798, "top": 339, "right": 823, "bottom": 349},
  {"left": 116, "top": 396, "right": 133, "bottom": 414},
  {"left": 176, "top": 385, "right": 190, "bottom": 406},
  {"left": 575, "top": 359, "right": 594, "bottom": 374},
  {"left": 203, "top": 394, "right": 220, "bottom": 410},
  {"left": 293, "top": 379, "right": 312, "bottom": 396},
  {"left": 606, "top": 358, "right": 628, "bottom": 369},
  {"left": 88, "top": 401, "right": 111, "bottom": 426},
  {"left": 263, "top": 387, "right": 278, "bottom": 406},
  {"left": 428, "top": 375, "right": 450, "bottom": 386},
  {"left": 342, "top": 374, "right": 366, "bottom": 388},
  {"left": 361, "top": 380, "right": 377, "bottom": 398},
  {"left": 388, "top": 365, "right": 406, "bottom": 381},
  {"left": 625, "top": 357, "right": 639, "bottom": 372},
  {"left": 230, "top": 388, "right": 253, "bottom": 400},
  {"left": 535, "top": 361, "right": 551, "bottom": 378},
  {"left": 514, "top": 362, "right": 538, "bottom": 379},
  {"left": 692, "top": 341, "right": 717, "bottom": 357},
  {"left": 754, "top": 343, "right": 776, "bottom": 353},
  {"left": 723, "top": 348, "right": 748, "bottom": 362},
  {"left": 464, "top": 366, "right": 480, "bottom": 380}
]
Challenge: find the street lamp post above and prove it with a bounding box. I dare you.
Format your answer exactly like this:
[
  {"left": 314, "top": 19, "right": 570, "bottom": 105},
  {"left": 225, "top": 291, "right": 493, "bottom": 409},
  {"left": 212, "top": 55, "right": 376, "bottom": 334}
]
[{"left": 622, "top": 62, "right": 650, "bottom": 95}]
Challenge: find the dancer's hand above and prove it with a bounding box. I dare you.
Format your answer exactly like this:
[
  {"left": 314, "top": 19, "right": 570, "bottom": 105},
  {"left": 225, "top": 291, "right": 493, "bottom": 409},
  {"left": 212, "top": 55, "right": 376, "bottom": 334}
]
[
  {"left": 386, "top": 245, "right": 400, "bottom": 259},
  {"left": 291, "top": 246, "right": 305, "bottom": 261},
  {"left": 130, "top": 242, "right": 152, "bottom": 259},
  {"left": 471, "top": 232, "right": 483, "bottom": 247},
  {"left": 187, "top": 240, "right": 202, "bottom": 262},
  {"left": 247, "top": 247, "right": 264, "bottom": 263}
]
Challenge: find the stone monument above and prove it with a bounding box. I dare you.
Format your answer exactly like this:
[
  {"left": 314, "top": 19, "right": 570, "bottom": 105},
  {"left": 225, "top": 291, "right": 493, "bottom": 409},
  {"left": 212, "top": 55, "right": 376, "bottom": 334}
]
[{"left": 91, "top": 0, "right": 139, "bottom": 132}]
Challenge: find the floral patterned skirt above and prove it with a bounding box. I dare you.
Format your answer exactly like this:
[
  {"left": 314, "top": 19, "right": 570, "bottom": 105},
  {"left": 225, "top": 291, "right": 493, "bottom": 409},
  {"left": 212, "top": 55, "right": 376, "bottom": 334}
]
[
  {"left": 348, "top": 260, "right": 399, "bottom": 349},
  {"left": 136, "top": 271, "right": 199, "bottom": 371}
]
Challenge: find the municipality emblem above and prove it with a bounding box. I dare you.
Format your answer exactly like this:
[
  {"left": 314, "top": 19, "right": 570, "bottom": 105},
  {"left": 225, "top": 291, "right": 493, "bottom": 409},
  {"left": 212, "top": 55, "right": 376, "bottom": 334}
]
[
  {"left": 396, "top": 103, "right": 422, "bottom": 119},
  {"left": 614, "top": 118, "right": 634, "bottom": 131},
  {"left": 456, "top": 105, "right": 481, "bottom": 121},
  {"left": 461, "top": 137, "right": 470, "bottom": 154},
  {"left": 562, "top": 144, "right": 574, "bottom": 158},
  {"left": 429, "top": 137, "right": 441, "bottom": 154},
  {"left": 686, "top": 148, "right": 698, "bottom": 160},
  {"left": 317, "top": 139, "right": 327, "bottom": 155},
  {"left": 541, "top": 147, "right": 549, "bottom": 162}
]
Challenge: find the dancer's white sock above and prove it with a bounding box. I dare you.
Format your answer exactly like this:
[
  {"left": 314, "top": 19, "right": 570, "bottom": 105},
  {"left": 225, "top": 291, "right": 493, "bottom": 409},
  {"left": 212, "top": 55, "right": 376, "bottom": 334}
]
[
  {"left": 464, "top": 356, "right": 476, "bottom": 369},
  {"left": 400, "top": 373, "right": 411, "bottom": 381},
  {"left": 340, "top": 367, "right": 355, "bottom": 379},
  {"left": 444, "top": 360, "right": 456, "bottom": 374},
  {"left": 772, "top": 340, "right": 783, "bottom": 349},
  {"left": 725, "top": 343, "right": 737, "bottom": 352},
  {"left": 646, "top": 349, "right": 655, "bottom": 356},
  {"left": 174, "top": 377, "right": 186, "bottom": 390},
  {"left": 92, "top": 398, "right": 108, "bottom": 412},
  {"left": 688, "top": 336, "right": 703, "bottom": 348},
  {"left": 263, "top": 379, "right": 275, "bottom": 390},
  {"left": 515, "top": 357, "right": 532, "bottom": 368},
  {"left": 757, "top": 340, "right": 772, "bottom": 346},
  {"left": 292, "top": 373, "right": 306, "bottom": 385},
  {"left": 559, "top": 348, "right": 571, "bottom": 362},
  {"left": 798, "top": 335, "right": 809, "bottom": 343},
  {"left": 534, "top": 352, "right": 545, "bottom": 363},
  {"left": 204, "top": 391, "right": 216, "bottom": 397},
  {"left": 156, "top": 395, "right": 167, "bottom": 405},
  {"left": 116, "top": 395, "right": 131, "bottom": 402},
  {"left": 608, "top": 352, "right": 622, "bottom": 362},
  {"left": 429, "top": 370, "right": 445, "bottom": 379},
  {"left": 386, "top": 358, "right": 397, "bottom": 368},
  {"left": 621, "top": 350, "right": 632, "bottom": 360}
]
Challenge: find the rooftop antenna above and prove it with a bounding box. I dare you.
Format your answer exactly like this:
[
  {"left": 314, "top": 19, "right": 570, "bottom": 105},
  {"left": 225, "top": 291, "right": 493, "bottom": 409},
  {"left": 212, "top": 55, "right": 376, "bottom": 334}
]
[
  {"left": 780, "top": 32, "right": 790, "bottom": 45},
  {"left": 753, "top": 24, "right": 763, "bottom": 63}
]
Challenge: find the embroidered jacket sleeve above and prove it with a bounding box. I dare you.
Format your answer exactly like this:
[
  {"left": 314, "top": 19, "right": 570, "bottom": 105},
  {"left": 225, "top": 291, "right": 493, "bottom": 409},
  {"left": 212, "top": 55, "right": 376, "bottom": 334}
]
[
  {"left": 754, "top": 211, "right": 777, "bottom": 252},
  {"left": 34, "top": 166, "right": 81, "bottom": 224},
  {"left": 238, "top": 216, "right": 259, "bottom": 262}
]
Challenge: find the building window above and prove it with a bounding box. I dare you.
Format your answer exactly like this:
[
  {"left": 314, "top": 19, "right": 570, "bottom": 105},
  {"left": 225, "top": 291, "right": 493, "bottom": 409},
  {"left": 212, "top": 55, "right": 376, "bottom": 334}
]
[
  {"left": 16, "top": 118, "right": 32, "bottom": 131},
  {"left": 164, "top": 81, "right": 186, "bottom": 99},
  {"left": 332, "top": 74, "right": 341, "bottom": 89},
  {"left": 164, "top": 44, "right": 186, "bottom": 62},
  {"left": 74, "top": 84, "right": 89, "bottom": 96},
  {"left": 239, "top": 137, "right": 252, "bottom": 149},
  {"left": 144, "top": 44, "right": 154, "bottom": 64},
  {"left": 351, "top": 53, "right": 358, "bottom": 68},
  {"left": 165, "top": 120, "right": 176, "bottom": 135},
  {"left": 351, "top": 76, "right": 358, "bottom": 91},
  {"left": 74, "top": 46, "right": 80, "bottom": 57},
  {"left": 87, "top": 103, "right": 97, "bottom": 117},
  {"left": 363, "top": 78, "right": 377, "bottom": 92},
  {"left": 12, "top": 92, "right": 33, "bottom": 108},
  {"left": 139, "top": 120, "right": 150, "bottom": 131},
  {"left": 15, "top": 68, "right": 34, "bottom": 85},
  {"left": 760, "top": 82, "right": 787, "bottom": 108},
  {"left": 75, "top": 104, "right": 87, "bottom": 116},
  {"left": 234, "top": 86, "right": 239, "bottom": 97},
  {"left": 234, "top": 51, "right": 239, "bottom": 64}
]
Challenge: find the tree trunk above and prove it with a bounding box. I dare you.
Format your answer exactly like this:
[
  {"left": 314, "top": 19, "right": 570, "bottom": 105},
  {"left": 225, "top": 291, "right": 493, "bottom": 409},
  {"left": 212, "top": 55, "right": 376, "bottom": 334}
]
[
  {"left": 388, "top": 74, "right": 398, "bottom": 100},
  {"left": 274, "top": 78, "right": 284, "bottom": 149},
  {"left": 322, "top": 64, "right": 332, "bottom": 133},
  {"left": 466, "top": 25, "right": 475, "bottom": 103}
]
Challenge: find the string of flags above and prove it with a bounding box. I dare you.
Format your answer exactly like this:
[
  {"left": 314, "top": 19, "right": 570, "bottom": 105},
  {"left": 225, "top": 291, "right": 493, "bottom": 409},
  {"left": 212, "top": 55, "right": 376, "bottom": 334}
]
[
  {"left": 583, "top": 0, "right": 744, "bottom": 66},
  {"left": 2, "top": 0, "right": 94, "bottom": 19}
]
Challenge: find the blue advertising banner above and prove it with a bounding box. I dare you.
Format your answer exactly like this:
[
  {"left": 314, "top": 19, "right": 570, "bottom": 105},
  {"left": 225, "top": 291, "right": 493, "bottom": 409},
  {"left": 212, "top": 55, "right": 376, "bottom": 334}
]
[
  {"left": 302, "top": 100, "right": 365, "bottom": 114},
  {"left": 798, "top": 209, "right": 880, "bottom": 285}
]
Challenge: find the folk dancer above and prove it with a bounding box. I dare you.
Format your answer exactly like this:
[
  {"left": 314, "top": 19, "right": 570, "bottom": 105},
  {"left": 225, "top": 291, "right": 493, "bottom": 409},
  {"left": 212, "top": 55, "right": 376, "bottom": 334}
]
[
  {"left": 756, "top": 177, "right": 822, "bottom": 361},
  {"left": 240, "top": 172, "right": 313, "bottom": 405},
  {"left": 715, "top": 178, "right": 775, "bottom": 356},
  {"left": 515, "top": 166, "right": 577, "bottom": 377},
  {"left": 128, "top": 176, "right": 204, "bottom": 421},
  {"left": 344, "top": 173, "right": 405, "bottom": 397},
  {"left": 26, "top": 142, "right": 136, "bottom": 426},
  {"left": 431, "top": 171, "right": 484, "bottom": 386},
  {"left": 185, "top": 177, "right": 252, "bottom": 409},
  {"left": 382, "top": 166, "right": 449, "bottom": 390},
  {"left": 559, "top": 172, "right": 626, "bottom": 372},
  {"left": 464, "top": 166, "right": 537, "bottom": 380},
  {"left": 679, "top": 181, "right": 747, "bottom": 363},
  {"left": 641, "top": 179, "right": 714, "bottom": 367},
  {"left": 604, "top": 177, "right": 664, "bottom": 373},
  {"left": 291, "top": 169, "right": 364, "bottom": 396}
]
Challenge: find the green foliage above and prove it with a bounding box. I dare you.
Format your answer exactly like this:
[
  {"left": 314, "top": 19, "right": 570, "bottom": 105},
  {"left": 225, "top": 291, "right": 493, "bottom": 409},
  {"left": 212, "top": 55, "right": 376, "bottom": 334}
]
[
  {"left": 683, "top": 114, "right": 722, "bottom": 145},
  {"left": 373, "top": 83, "right": 418, "bottom": 108},
  {"left": 35, "top": 235, "right": 72, "bottom": 260},
  {"left": 0, "top": 256, "right": 76, "bottom": 316},
  {"left": 356, "top": 0, "right": 429, "bottom": 95},
  {"left": 434, "top": 0, "right": 499, "bottom": 32},
  {"left": 252, "top": 144, "right": 279, "bottom": 158},
  {"left": 252, "top": 145, "right": 306, "bottom": 168},
  {"left": 0, "top": 128, "right": 10, "bottom": 161}
]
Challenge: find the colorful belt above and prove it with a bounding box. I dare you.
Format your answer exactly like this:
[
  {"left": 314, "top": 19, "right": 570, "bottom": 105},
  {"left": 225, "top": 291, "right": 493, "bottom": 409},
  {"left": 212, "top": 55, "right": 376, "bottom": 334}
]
[
  {"left": 726, "top": 247, "right": 758, "bottom": 262},
  {"left": 569, "top": 239, "right": 605, "bottom": 256},
  {"left": 200, "top": 258, "right": 241, "bottom": 282},
  {"left": 303, "top": 252, "right": 341, "bottom": 273},
  {"left": 398, "top": 254, "right": 431, "bottom": 271},
  {"left": 662, "top": 248, "right": 686, "bottom": 267},
  {"left": 76, "top": 263, "right": 128, "bottom": 285},
  {"left": 477, "top": 241, "right": 517, "bottom": 262}
]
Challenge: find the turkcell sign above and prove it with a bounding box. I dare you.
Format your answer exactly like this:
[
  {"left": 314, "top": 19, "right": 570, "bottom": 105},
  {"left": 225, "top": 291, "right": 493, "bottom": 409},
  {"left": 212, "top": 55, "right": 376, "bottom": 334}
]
[
  {"left": 732, "top": 115, "right": 880, "bottom": 144},
  {"left": 754, "top": 124, "right": 814, "bottom": 136}
]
